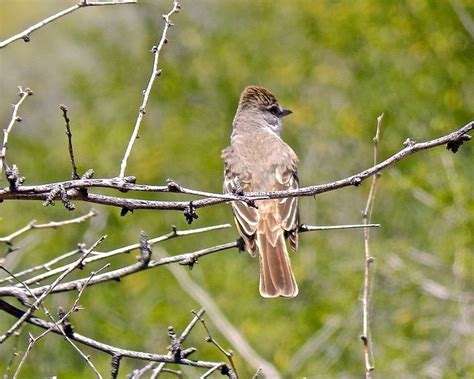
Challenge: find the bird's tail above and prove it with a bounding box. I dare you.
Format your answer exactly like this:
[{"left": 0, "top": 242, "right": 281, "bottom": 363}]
[{"left": 257, "top": 213, "right": 298, "bottom": 298}]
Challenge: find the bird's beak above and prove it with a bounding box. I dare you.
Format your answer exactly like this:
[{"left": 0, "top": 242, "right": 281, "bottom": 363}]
[{"left": 280, "top": 108, "right": 293, "bottom": 117}]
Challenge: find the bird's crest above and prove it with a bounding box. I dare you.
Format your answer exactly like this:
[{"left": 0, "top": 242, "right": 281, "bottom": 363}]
[{"left": 240, "top": 86, "right": 278, "bottom": 109}]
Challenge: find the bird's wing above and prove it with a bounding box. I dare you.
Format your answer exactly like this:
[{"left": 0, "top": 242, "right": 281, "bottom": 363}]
[
  {"left": 222, "top": 146, "right": 259, "bottom": 256},
  {"left": 275, "top": 163, "right": 299, "bottom": 251}
]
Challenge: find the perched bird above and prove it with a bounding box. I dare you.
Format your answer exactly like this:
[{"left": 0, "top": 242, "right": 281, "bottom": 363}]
[{"left": 222, "top": 86, "right": 299, "bottom": 298}]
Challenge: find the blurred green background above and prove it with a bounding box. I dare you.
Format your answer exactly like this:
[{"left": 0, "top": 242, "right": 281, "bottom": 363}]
[{"left": 1, "top": 0, "right": 473, "bottom": 377}]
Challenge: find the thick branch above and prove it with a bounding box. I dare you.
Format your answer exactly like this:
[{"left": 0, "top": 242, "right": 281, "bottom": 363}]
[{"left": 1, "top": 121, "right": 471, "bottom": 209}]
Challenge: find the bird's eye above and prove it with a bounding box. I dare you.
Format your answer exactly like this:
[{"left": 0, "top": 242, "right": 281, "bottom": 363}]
[{"left": 267, "top": 105, "right": 280, "bottom": 115}]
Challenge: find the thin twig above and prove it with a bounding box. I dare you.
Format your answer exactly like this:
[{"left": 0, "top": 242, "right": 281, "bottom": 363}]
[
  {"left": 0, "top": 87, "right": 33, "bottom": 177},
  {"left": 299, "top": 223, "right": 380, "bottom": 233},
  {"left": 118, "top": 1, "right": 181, "bottom": 178},
  {"left": 2, "top": 121, "right": 472, "bottom": 210},
  {"left": 0, "top": 235, "right": 106, "bottom": 344},
  {"left": 0, "top": 0, "right": 137, "bottom": 48},
  {"left": 0, "top": 209, "right": 96, "bottom": 244},
  {"left": 360, "top": 113, "right": 383, "bottom": 377},
  {"left": 60, "top": 105, "right": 80, "bottom": 179},
  {"left": 200, "top": 364, "right": 226, "bottom": 379}
]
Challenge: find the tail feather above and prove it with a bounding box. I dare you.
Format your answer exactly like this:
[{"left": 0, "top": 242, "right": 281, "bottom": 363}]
[{"left": 257, "top": 219, "right": 298, "bottom": 298}]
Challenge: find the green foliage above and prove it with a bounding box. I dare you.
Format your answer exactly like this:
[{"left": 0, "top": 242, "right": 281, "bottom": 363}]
[{"left": 1, "top": 0, "right": 473, "bottom": 377}]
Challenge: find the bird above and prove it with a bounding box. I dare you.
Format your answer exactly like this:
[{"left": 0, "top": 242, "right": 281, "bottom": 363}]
[{"left": 222, "top": 85, "right": 300, "bottom": 298}]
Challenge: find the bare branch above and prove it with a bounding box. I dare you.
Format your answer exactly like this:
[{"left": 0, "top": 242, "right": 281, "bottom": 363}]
[
  {"left": 2, "top": 121, "right": 472, "bottom": 210},
  {"left": 0, "top": 1, "right": 137, "bottom": 49},
  {"left": 118, "top": 1, "right": 181, "bottom": 178},
  {"left": 0, "top": 248, "right": 81, "bottom": 284},
  {"left": 161, "top": 248, "right": 280, "bottom": 378},
  {"left": 0, "top": 265, "right": 102, "bottom": 377}
]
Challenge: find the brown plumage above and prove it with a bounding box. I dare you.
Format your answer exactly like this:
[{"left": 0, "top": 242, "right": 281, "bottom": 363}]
[{"left": 222, "top": 86, "right": 299, "bottom": 298}]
